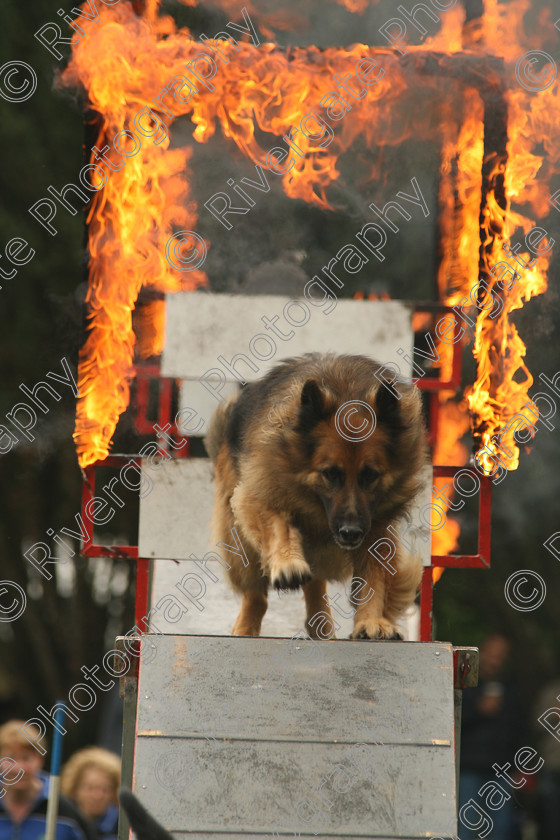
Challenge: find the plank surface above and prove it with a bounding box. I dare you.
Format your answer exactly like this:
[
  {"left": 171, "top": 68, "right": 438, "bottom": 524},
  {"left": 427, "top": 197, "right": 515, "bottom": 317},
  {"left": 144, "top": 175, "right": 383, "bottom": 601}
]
[
  {"left": 161, "top": 293, "right": 414, "bottom": 380},
  {"left": 132, "top": 636, "right": 457, "bottom": 838},
  {"left": 139, "top": 458, "right": 215, "bottom": 560},
  {"left": 165, "top": 833, "right": 450, "bottom": 840},
  {"left": 136, "top": 636, "right": 453, "bottom": 745},
  {"left": 134, "top": 738, "right": 453, "bottom": 837},
  {"left": 144, "top": 556, "right": 420, "bottom": 641},
  {"left": 178, "top": 379, "right": 239, "bottom": 437}
]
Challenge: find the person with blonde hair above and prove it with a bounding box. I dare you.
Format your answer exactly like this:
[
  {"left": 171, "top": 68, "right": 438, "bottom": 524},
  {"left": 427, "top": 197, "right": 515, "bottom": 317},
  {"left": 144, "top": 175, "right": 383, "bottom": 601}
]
[
  {"left": 61, "top": 748, "right": 120, "bottom": 840},
  {"left": 0, "top": 720, "right": 94, "bottom": 840}
]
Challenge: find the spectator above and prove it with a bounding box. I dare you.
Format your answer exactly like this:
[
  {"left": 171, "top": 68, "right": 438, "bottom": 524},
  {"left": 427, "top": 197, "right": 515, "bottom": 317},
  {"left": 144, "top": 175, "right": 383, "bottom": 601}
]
[
  {"left": 0, "top": 720, "right": 95, "bottom": 840},
  {"left": 458, "top": 633, "right": 525, "bottom": 840},
  {"left": 61, "top": 749, "right": 120, "bottom": 840}
]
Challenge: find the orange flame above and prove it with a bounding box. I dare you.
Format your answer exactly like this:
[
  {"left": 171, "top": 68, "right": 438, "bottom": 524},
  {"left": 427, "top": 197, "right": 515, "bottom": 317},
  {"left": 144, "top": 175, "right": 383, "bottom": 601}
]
[{"left": 63, "top": 0, "right": 555, "bottom": 482}]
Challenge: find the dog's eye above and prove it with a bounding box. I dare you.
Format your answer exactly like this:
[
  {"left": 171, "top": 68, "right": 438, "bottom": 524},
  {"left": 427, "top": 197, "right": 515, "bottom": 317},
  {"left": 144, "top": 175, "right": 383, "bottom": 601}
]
[
  {"left": 321, "top": 467, "right": 343, "bottom": 484},
  {"left": 360, "top": 467, "right": 381, "bottom": 485}
]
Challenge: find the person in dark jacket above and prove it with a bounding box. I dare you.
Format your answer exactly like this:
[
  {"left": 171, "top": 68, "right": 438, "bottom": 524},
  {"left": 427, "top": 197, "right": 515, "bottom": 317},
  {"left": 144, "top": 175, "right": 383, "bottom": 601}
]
[
  {"left": 458, "top": 634, "right": 525, "bottom": 840},
  {"left": 61, "top": 748, "right": 120, "bottom": 840},
  {"left": 0, "top": 720, "right": 95, "bottom": 840}
]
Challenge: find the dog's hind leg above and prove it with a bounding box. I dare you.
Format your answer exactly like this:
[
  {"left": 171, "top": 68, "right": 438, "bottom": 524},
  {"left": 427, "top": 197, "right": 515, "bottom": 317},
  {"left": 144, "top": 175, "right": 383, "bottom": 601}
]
[
  {"left": 232, "top": 585, "right": 269, "bottom": 636},
  {"left": 303, "top": 579, "right": 337, "bottom": 640}
]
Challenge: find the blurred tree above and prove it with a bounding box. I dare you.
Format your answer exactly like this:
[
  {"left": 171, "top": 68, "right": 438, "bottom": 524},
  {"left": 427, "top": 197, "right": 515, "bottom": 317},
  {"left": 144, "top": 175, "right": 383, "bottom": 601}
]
[{"left": 0, "top": 0, "right": 135, "bottom": 753}]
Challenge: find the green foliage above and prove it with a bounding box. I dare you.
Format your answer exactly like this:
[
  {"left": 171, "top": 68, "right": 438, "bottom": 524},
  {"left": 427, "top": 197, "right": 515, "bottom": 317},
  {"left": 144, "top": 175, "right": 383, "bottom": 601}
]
[{"left": 0, "top": 0, "right": 134, "bottom": 750}]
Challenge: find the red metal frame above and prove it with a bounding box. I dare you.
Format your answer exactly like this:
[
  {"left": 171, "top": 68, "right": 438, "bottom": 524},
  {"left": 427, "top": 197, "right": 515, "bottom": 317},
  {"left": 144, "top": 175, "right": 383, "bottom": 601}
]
[
  {"left": 419, "top": 468, "right": 493, "bottom": 641},
  {"left": 408, "top": 304, "right": 493, "bottom": 641},
  {"left": 133, "top": 364, "right": 175, "bottom": 436},
  {"left": 81, "top": 456, "right": 140, "bottom": 560},
  {"left": 81, "top": 455, "right": 149, "bottom": 627},
  {"left": 413, "top": 307, "right": 464, "bottom": 392},
  {"left": 419, "top": 568, "right": 434, "bottom": 644},
  {"left": 79, "top": 363, "right": 190, "bottom": 626},
  {"left": 431, "top": 467, "right": 492, "bottom": 569}
]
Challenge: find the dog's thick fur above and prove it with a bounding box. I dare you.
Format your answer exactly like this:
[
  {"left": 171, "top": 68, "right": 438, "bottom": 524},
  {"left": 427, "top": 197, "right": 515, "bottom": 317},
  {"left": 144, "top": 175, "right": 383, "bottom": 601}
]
[{"left": 205, "top": 353, "right": 428, "bottom": 640}]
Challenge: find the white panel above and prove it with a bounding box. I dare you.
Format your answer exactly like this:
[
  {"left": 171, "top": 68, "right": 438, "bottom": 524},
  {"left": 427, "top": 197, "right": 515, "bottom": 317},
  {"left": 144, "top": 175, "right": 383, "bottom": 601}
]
[
  {"left": 161, "top": 292, "right": 414, "bottom": 380},
  {"left": 177, "top": 379, "right": 239, "bottom": 436},
  {"left": 139, "top": 458, "right": 214, "bottom": 559},
  {"left": 140, "top": 459, "right": 432, "bottom": 639},
  {"left": 149, "top": 555, "right": 319, "bottom": 639}
]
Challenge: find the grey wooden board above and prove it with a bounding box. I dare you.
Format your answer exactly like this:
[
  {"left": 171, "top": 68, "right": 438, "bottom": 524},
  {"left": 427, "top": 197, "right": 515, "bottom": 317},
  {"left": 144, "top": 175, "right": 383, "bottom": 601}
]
[
  {"left": 136, "top": 637, "right": 453, "bottom": 744},
  {"left": 164, "top": 834, "right": 451, "bottom": 840},
  {"left": 138, "top": 459, "right": 216, "bottom": 560},
  {"left": 135, "top": 738, "right": 453, "bottom": 837},
  {"left": 161, "top": 293, "right": 414, "bottom": 380},
  {"left": 132, "top": 636, "right": 456, "bottom": 838}
]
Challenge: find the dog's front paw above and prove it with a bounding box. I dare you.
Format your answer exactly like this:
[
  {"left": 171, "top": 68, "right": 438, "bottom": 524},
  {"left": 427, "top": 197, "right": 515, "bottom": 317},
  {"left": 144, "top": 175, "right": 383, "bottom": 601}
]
[
  {"left": 270, "top": 556, "right": 312, "bottom": 591},
  {"left": 350, "top": 618, "right": 403, "bottom": 640}
]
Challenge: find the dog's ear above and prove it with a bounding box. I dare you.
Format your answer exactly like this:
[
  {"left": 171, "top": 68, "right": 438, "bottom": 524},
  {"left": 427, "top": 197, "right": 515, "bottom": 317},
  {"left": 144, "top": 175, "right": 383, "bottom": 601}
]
[
  {"left": 301, "top": 379, "right": 324, "bottom": 412},
  {"left": 298, "top": 379, "right": 326, "bottom": 430},
  {"left": 118, "top": 788, "right": 176, "bottom": 840},
  {"left": 374, "top": 380, "right": 409, "bottom": 428}
]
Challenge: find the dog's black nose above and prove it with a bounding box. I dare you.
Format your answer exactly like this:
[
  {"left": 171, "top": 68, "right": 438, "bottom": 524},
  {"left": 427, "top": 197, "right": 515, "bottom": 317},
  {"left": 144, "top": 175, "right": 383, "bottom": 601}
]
[{"left": 337, "top": 524, "right": 365, "bottom": 546}]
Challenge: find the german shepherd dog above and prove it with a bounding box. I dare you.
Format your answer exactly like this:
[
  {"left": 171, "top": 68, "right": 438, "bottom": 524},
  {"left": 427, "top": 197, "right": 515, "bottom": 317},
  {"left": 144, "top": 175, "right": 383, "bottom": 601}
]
[{"left": 204, "top": 353, "right": 427, "bottom": 640}]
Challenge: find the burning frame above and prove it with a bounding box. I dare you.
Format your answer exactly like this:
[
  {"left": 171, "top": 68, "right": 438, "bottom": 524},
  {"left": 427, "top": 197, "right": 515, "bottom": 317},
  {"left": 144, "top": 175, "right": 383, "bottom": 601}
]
[{"left": 57, "top": 0, "right": 559, "bottom": 640}]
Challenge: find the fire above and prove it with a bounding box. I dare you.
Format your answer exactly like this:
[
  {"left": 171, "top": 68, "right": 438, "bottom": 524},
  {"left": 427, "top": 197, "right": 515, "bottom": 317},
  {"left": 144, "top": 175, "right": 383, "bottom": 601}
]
[
  {"left": 62, "top": 7, "right": 210, "bottom": 465},
  {"left": 462, "top": 92, "right": 551, "bottom": 474},
  {"left": 63, "top": 0, "right": 556, "bottom": 486}
]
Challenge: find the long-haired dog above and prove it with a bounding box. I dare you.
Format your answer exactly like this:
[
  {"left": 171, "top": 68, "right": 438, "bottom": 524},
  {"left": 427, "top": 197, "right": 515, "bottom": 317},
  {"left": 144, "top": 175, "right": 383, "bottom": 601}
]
[{"left": 204, "top": 353, "right": 427, "bottom": 640}]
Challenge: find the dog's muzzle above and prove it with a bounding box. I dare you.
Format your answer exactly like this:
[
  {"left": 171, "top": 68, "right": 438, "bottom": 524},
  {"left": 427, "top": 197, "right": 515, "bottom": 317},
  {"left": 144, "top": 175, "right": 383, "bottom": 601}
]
[{"left": 334, "top": 524, "right": 366, "bottom": 549}]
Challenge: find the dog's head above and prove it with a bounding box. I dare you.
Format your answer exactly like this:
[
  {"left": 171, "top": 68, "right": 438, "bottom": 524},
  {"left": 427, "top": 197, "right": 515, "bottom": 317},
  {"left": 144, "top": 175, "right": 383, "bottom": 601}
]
[{"left": 296, "top": 374, "right": 426, "bottom": 550}]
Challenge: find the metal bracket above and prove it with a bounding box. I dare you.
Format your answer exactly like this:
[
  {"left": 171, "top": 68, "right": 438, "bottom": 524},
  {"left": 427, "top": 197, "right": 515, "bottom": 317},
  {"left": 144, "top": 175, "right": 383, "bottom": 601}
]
[
  {"left": 453, "top": 646, "right": 479, "bottom": 689},
  {"left": 115, "top": 635, "right": 141, "bottom": 697}
]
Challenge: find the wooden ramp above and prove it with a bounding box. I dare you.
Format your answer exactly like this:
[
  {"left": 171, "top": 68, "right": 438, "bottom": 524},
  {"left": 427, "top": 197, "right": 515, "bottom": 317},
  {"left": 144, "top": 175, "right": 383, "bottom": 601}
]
[
  {"left": 119, "top": 291, "right": 463, "bottom": 839},
  {"left": 126, "top": 635, "right": 458, "bottom": 839}
]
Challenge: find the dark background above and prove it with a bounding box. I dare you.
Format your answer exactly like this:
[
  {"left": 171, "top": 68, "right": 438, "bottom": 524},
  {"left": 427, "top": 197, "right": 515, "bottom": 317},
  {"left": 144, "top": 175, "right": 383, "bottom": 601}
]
[{"left": 0, "top": 0, "right": 559, "bottom": 756}]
